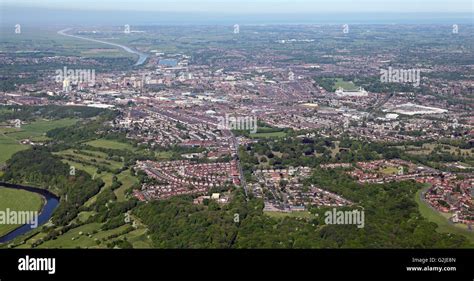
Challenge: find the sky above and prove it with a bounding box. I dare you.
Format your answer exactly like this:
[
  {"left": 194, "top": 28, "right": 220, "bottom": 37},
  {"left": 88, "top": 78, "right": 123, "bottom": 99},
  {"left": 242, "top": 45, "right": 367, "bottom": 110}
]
[
  {"left": 1, "top": 0, "right": 472, "bottom": 25},
  {"left": 2, "top": 0, "right": 473, "bottom": 13}
]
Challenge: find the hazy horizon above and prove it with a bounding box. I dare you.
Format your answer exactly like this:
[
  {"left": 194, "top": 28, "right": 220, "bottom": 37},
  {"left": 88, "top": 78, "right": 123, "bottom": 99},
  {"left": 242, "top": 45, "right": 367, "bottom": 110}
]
[
  {"left": 3, "top": 0, "right": 472, "bottom": 13},
  {"left": 0, "top": 8, "right": 472, "bottom": 26},
  {"left": 1, "top": 0, "right": 473, "bottom": 25}
]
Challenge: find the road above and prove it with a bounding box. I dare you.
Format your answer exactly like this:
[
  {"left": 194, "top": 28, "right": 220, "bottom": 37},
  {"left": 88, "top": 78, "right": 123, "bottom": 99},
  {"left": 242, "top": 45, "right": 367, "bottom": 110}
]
[{"left": 229, "top": 132, "right": 249, "bottom": 198}]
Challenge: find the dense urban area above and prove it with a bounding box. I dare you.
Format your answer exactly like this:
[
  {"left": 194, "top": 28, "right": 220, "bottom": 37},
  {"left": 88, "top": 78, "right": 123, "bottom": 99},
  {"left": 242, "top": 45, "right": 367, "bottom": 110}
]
[{"left": 0, "top": 23, "right": 472, "bottom": 249}]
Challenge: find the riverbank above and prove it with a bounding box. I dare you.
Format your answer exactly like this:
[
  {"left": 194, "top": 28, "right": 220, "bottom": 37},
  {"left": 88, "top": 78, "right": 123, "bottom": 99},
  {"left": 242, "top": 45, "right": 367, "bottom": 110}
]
[
  {"left": 0, "top": 182, "right": 60, "bottom": 244},
  {"left": 0, "top": 188, "right": 43, "bottom": 237},
  {"left": 57, "top": 28, "right": 148, "bottom": 66}
]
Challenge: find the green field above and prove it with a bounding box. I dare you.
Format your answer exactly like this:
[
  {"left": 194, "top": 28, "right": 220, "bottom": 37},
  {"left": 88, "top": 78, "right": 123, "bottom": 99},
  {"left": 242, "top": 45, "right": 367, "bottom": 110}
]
[
  {"left": 250, "top": 132, "right": 286, "bottom": 139},
  {"left": 61, "top": 159, "right": 99, "bottom": 176},
  {"left": 115, "top": 170, "right": 139, "bottom": 201},
  {"left": 80, "top": 48, "right": 134, "bottom": 59},
  {"left": 55, "top": 149, "right": 116, "bottom": 207},
  {"left": 0, "top": 188, "right": 43, "bottom": 237},
  {"left": 4, "top": 143, "right": 147, "bottom": 248},
  {"left": 121, "top": 228, "right": 152, "bottom": 248},
  {"left": 379, "top": 166, "right": 399, "bottom": 175},
  {"left": 86, "top": 139, "right": 134, "bottom": 150},
  {"left": 0, "top": 118, "right": 78, "bottom": 164},
  {"left": 38, "top": 223, "right": 103, "bottom": 248},
  {"left": 334, "top": 78, "right": 358, "bottom": 91},
  {"left": 0, "top": 28, "right": 134, "bottom": 59},
  {"left": 35, "top": 221, "right": 151, "bottom": 248},
  {"left": 5, "top": 118, "right": 78, "bottom": 141},
  {"left": 56, "top": 149, "right": 123, "bottom": 170},
  {"left": 81, "top": 150, "right": 110, "bottom": 158},
  {"left": 403, "top": 143, "right": 473, "bottom": 157},
  {"left": 264, "top": 211, "right": 314, "bottom": 219},
  {"left": 0, "top": 135, "right": 29, "bottom": 164},
  {"left": 54, "top": 147, "right": 139, "bottom": 206},
  {"left": 83, "top": 172, "right": 115, "bottom": 207},
  {"left": 155, "top": 151, "right": 173, "bottom": 160},
  {"left": 76, "top": 211, "right": 96, "bottom": 223},
  {"left": 15, "top": 231, "right": 48, "bottom": 249},
  {"left": 415, "top": 187, "right": 474, "bottom": 244}
]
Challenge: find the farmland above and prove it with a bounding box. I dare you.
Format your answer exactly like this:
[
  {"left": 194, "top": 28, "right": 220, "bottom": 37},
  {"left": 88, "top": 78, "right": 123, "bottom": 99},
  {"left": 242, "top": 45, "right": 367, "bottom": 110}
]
[{"left": 0, "top": 118, "right": 78, "bottom": 164}]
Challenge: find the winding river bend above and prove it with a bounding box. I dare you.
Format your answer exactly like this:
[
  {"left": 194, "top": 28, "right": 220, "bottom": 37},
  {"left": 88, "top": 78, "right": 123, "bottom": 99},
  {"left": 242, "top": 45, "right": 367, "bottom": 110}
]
[
  {"left": 0, "top": 182, "right": 59, "bottom": 243},
  {"left": 58, "top": 28, "right": 148, "bottom": 66}
]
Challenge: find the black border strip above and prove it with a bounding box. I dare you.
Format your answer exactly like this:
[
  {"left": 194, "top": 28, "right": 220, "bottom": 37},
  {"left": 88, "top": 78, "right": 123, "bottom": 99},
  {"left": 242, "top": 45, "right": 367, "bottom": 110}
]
[{"left": 0, "top": 249, "right": 472, "bottom": 281}]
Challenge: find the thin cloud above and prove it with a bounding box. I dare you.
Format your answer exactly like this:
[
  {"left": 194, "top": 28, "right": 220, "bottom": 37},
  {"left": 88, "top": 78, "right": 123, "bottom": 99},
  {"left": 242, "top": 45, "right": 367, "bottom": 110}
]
[{"left": 3, "top": 0, "right": 472, "bottom": 13}]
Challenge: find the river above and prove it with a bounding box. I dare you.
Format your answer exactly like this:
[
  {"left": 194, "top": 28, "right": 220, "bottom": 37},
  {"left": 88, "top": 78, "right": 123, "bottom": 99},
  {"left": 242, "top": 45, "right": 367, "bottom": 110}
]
[
  {"left": 0, "top": 183, "right": 59, "bottom": 244},
  {"left": 58, "top": 28, "right": 148, "bottom": 66}
]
